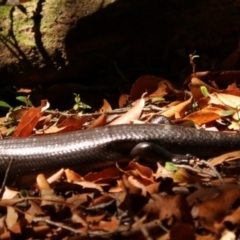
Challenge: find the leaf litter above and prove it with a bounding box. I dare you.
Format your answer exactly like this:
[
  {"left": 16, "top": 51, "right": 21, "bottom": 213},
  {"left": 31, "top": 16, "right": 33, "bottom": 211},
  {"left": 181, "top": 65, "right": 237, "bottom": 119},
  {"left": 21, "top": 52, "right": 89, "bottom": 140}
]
[{"left": 1, "top": 74, "right": 240, "bottom": 239}]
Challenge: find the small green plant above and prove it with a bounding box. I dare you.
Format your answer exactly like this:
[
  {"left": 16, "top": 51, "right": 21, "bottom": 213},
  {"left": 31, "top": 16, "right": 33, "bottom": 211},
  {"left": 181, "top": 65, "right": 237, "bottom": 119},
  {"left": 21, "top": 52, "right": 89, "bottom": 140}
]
[
  {"left": 0, "top": 95, "right": 33, "bottom": 110},
  {"left": 200, "top": 86, "right": 209, "bottom": 97},
  {"left": 165, "top": 162, "right": 178, "bottom": 172},
  {"left": 73, "top": 93, "right": 91, "bottom": 113},
  {"left": 16, "top": 96, "right": 33, "bottom": 107}
]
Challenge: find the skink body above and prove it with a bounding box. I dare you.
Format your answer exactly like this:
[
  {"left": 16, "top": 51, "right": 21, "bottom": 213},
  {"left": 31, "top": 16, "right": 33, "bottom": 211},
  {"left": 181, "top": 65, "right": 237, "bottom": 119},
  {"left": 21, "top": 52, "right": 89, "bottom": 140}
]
[{"left": 0, "top": 124, "right": 240, "bottom": 177}]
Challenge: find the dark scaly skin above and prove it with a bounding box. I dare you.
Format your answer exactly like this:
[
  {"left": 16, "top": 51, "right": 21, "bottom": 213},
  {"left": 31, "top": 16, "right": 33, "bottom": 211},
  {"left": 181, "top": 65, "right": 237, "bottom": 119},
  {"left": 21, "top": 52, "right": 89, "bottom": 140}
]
[{"left": 0, "top": 124, "right": 240, "bottom": 177}]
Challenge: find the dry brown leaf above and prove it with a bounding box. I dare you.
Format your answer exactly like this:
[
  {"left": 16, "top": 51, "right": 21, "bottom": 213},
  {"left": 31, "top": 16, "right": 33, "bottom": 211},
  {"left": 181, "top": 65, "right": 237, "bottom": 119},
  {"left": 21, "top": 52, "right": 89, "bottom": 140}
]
[
  {"left": 128, "top": 162, "right": 154, "bottom": 182},
  {"left": 38, "top": 125, "right": 81, "bottom": 134},
  {"left": 159, "top": 195, "right": 193, "bottom": 224},
  {"left": 36, "top": 174, "right": 51, "bottom": 190},
  {"left": 150, "top": 80, "right": 186, "bottom": 100},
  {"left": 9, "top": 107, "right": 29, "bottom": 121},
  {"left": 67, "top": 193, "right": 92, "bottom": 206},
  {"left": 226, "top": 82, "right": 238, "bottom": 90},
  {"left": 145, "top": 182, "right": 161, "bottom": 194},
  {"left": 57, "top": 115, "right": 86, "bottom": 128},
  {"left": 89, "top": 216, "right": 118, "bottom": 231},
  {"left": 71, "top": 210, "right": 88, "bottom": 226},
  {"left": 85, "top": 167, "right": 120, "bottom": 183},
  {"left": 2, "top": 188, "right": 18, "bottom": 200},
  {"left": 220, "top": 88, "right": 240, "bottom": 96},
  {"left": 189, "top": 77, "right": 218, "bottom": 100},
  {"left": 184, "top": 108, "right": 221, "bottom": 125},
  {"left": 26, "top": 200, "right": 45, "bottom": 216},
  {"left": 12, "top": 106, "right": 43, "bottom": 137},
  {"left": 97, "top": 99, "right": 112, "bottom": 112},
  {"left": 17, "top": 88, "right": 32, "bottom": 93},
  {"left": 143, "top": 194, "right": 193, "bottom": 224},
  {"left": 198, "top": 189, "right": 240, "bottom": 233},
  {"left": 88, "top": 114, "right": 107, "bottom": 129},
  {"left": 12, "top": 100, "right": 49, "bottom": 137},
  {"left": 85, "top": 214, "right": 106, "bottom": 223},
  {"left": 187, "top": 187, "right": 220, "bottom": 207},
  {"left": 118, "top": 93, "right": 129, "bottom": 108},
  {"left": 148, "top": 80, "right": 171, "bottom": 98},
  {"left": 109, "top": 97, "right": 145, "bottom": 125},
  {"left": 89, "top": 194, "right": 114, "bottom": 207},
  {"left": 47, "top": 168, "right": 65, "bottom": 184},
  {"left": 6, "top": 207, "right": 20, "bottom": 234},
  {"left": 130, "top": 75, "right": 162, "bottom": 101},
  {"left": 65, "top": 169, "right": 84, "bottom": 182},
  {"left": 75, "top": 181, "right": 103, "bottom": 192},
  {"left": 208, "top": 150, "right": 240, "bottom": 166},
  {"left": 108, "top": 180, "right": 124, "bottom": 193},
  {"left": 127, "top": 176, "right": 147, "bottom": 196},
  {"left": 35, "top": 114, "right": 52, "bottom": 129},
  {"left": 223, "top": 207, "right": 240, "bottom": 230},
  {"left": 161, "top": 97, "right": 192, "bottom": 119}
]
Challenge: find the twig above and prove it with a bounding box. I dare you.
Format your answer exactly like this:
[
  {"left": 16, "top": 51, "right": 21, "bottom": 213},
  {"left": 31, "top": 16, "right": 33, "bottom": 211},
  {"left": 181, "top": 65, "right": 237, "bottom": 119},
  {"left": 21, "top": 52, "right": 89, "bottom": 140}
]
[
  {"left": 121, "top": 175, "right": 134, "bottom": 231},
  {"left": 133, "top": 216, "right": 153, "bottom": 240},
  {"left": 116, "top": 219, "right": 166, "bottom": 238},
  {"left": 33, "top": 217, "right": 83, "bottom": 234},
  {"left": 0, "top": 157, "right": 14, "bottom": 199},
  {"left": 199, "top": 160, "right": 225, "bottom": 185}
]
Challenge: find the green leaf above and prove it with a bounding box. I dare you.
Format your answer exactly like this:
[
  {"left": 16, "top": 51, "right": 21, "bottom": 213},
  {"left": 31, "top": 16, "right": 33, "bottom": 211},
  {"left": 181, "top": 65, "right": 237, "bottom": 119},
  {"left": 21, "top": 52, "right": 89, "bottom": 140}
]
[
  {"left": 165, "top": 162, "right": 178, "bottom": 172},
  {"left": 200, "top": 86, "right": 209, "bottom": 97},
  {"left": 74, "top": 95, "right": 80, "bottom": 103},
  {"left": 78, "top": 102, "right": 91, "bottom": 109},
  {"left": 16, "top": 96, "right": 33, "bottom": 107},
  {"left": 151, "top": 97, "right": 165, "bottom": 103},
  {"left": 0, "top": 100, "right": 12, "bottom": 109},
  {"left": 73, "top": 104, "right": 79, "bottom": 111},
  {"left": 220, "top": 110, "right": 235, "bottom": 116},
  {"left": 6, "top": 126, "right": 16, "bottom": 136}
]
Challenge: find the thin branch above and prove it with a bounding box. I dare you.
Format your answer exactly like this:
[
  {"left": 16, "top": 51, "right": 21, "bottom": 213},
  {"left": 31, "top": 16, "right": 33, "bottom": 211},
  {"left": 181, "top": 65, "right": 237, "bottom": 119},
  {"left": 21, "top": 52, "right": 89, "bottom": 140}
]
[{"left": 0, "top": 158, "right": 14, "bottom": 199}]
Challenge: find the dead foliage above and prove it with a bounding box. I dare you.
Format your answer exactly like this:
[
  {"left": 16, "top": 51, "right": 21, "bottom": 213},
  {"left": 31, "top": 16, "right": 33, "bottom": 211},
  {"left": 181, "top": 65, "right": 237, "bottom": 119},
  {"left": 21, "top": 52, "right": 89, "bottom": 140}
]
[{"left": 1, "top": 73, "right": 240, "bottom": 239}]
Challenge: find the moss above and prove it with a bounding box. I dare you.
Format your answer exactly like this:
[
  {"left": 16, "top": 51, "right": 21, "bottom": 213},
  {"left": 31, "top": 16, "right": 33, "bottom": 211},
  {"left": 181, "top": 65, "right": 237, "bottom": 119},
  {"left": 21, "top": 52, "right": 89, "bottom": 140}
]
[{"left": 0, "top": 6, "right": 11, "bottom": 16}]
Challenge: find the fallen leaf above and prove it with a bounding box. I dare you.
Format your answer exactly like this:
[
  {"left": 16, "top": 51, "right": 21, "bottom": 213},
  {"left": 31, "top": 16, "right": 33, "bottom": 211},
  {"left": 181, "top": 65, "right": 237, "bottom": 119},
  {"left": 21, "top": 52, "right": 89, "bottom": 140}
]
[
  {"left": 36, "top": 174, "right": 51, "bottom": 190},
  {"left": 209, "top": 150, "right": 240, "bottom": 166},
  {"left": 90, "top": 216, "right": 118, "bottom": 231},
  {"left": 118, "top": 93, "right": 129, "bottom": 107},
  {"left": 57, "top": 115, "right": 86, "bottom": 128},
  {"left": 184, "top": 108, "right": 221, "bottom": 125},
  {"left": 26, "top": 200, "right": 45, "bottom": 216},
  {"left": 6, "top": 207, "right": 20, "bottom": 234},
  {"left": 88, "top": 114, "right": 107, "bottom": 129},
  {"left": 197, "top": 189, "right": 240, "bottom": 232},
  {"left": 128, "top": 162, "right": 154, "bottom": 182},
  {"left": 161, "top": 97, "right": 192, "bottom": 119},
  {"left": 130, "top": 75, "right": 161, "bottom": 101},
  {"left": 109, "top": 97, "right": 145, "bottom": 125},
  {"left": 189, "top": 77, "right": 218, "bottom": 100},
  {"left": 12, "top": 106, "right": 43, "bottom": 137},
  {"left": 97, "top": 99, "right": 112, "bottom": 112},
  {"left": 2, "top": 188, "right": 18, "bottom": 200},
  {"left": 215, "top": 93, "right": 240, "bottom": 108},
  {"left": 65, "top": 169, "right": 84, "bottom": 182},
  {"left": 85, "top": 167, "right": 121, "bottom": 183}
]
